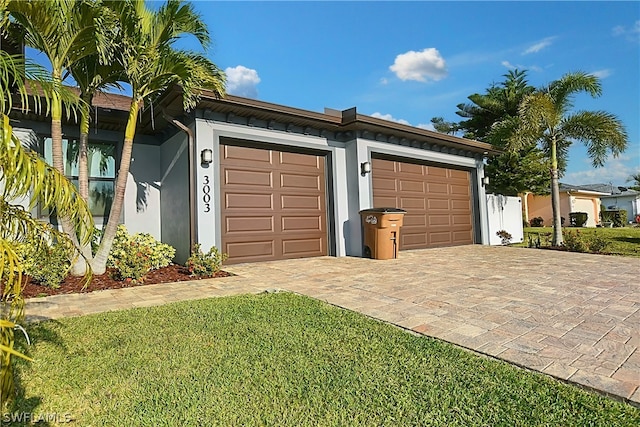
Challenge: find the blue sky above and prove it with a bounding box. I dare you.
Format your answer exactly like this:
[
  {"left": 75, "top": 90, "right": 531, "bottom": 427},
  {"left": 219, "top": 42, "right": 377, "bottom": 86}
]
[{"left": 192, "top": 0, "right": 639, "bottom": 187}]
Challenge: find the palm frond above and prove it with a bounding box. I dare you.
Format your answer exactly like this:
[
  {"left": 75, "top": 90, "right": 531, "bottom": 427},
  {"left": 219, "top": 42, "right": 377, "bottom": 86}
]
[{"left": 561, "top": 110, "right": 628, "bottom": 167}]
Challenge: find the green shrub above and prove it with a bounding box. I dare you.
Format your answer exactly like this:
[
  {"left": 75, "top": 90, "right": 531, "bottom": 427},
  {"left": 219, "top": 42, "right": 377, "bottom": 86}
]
[
  {"left": 569, "top": 212, "right": 588, "bottom": 227},
  {"left": 530, "top": 217, "right": 544, "bottom": 227},
  {"left": 586, "top": 233, "right": 609, "bottom": 254},
  {"left": 6, "top": 238, "right": 72, "bottom": 288},
  {"left": 110, "top": 241, "right": 153, "bottom": 283},
  {"left": 186, "top": 244, "right": 228, "bottom": 277},
  {"left": 106, "top": 225, "right": 175, "bottom": 271},
  {"left": 600, "top": 210, "right": 627, "bottom": 227},
  {"left": 563, "top": 230, "right": 587, "bottom": 252}
]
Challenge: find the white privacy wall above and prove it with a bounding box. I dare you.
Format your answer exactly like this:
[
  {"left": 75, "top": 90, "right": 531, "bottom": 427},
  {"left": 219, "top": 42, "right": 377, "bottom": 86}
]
[{"left": 486, "top": 194, "right": 524, "bottom": 245}]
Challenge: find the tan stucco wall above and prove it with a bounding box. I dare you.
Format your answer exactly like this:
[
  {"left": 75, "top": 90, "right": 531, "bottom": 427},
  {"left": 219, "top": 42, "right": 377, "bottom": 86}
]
[{"left": 525, "top": 193, "right": 601, "bottom": 227}]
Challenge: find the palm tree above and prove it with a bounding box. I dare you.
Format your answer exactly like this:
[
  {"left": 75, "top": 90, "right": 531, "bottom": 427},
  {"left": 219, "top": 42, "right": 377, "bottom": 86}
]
[
  {"left": 7, "top": 0, "right": 110, "bottom": 266},
  {"left": 91, "top": 0, "right": 225, "bottom": 274},
  {"left": 628, "top": 172, "right": 640, "bottom": 191},
  {"left": 0, "top": 46, "right": 93, "bottom": 407},
  {"left": 498, "top": 72, "right": 628, "bottom": 245}
]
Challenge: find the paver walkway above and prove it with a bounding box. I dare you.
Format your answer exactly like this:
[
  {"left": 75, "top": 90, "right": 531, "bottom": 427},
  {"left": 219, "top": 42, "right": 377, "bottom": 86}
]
[{"left": 26, "top": 246, "right": 639, "bottom": 403}]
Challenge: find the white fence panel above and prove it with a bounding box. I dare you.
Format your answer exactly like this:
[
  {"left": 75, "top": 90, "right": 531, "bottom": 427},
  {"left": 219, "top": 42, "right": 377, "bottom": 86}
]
[{"left": 487, "top": 194, "right": 524, "bottom": 245}]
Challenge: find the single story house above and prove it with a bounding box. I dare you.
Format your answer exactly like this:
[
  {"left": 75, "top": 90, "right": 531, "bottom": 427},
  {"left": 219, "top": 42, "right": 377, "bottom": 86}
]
[
  {"left": 593, "top": 185, "right": 640, "bottom": 224},
  {"left": 11, "top": 86, "right": 498, "bottom": 264},
  {"left": 522, "top": 184, "right": 607, "bottom": 228}
]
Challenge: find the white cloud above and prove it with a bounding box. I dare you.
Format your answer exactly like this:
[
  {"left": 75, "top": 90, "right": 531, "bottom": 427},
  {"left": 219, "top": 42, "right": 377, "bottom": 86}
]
[
  {"left": 224, "top": 65, "right": 261, "bottom": 98},
  {"left": 612, "top": 20, "right": 640, "bottom": 42},
  {"left": 501, "top": 60, "right": 542, "bottom": 72},
  {"left": 590, "top": 69, "right": 612, "bottom": 79},
  {"left": 522, "top": 37, "right": 555, "bottom": 55},
  {"left": 563, "top": 154, "right": 639, "bottom": 186},
  {"left": 389, "top": 48, "right": 447, "bottom": 82},
  {"left": 416, "top": 123, "right": 436, "bottom": 131},
  {"left": 371, "top": 112, "right": 410, "bottom": 125},
  {"left": 379, "top": 77, "right": 389, "bottom": 85}
]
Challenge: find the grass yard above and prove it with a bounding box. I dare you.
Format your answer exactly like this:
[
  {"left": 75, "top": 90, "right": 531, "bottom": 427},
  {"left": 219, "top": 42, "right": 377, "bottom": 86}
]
[
  {"left": 518, "top": 226, "right": 640, "bottom": 257},
  {"left": 8, "top": 293, "right": 639, "bottom": 426}
]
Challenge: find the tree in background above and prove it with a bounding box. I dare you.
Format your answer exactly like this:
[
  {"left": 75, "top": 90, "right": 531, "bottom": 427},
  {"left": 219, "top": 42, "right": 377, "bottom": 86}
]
[
  {"left": 432, "top": 70, "right": 553, "bottom": 195},
  {"left": 496, "top": 72, "right": 628, "bottom": 245},
  {"left": 628, "top": 173, "right": 640, "bottom": 191}
]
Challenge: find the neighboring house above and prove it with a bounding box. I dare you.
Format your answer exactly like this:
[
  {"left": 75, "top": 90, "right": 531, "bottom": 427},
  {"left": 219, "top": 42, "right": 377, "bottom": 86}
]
[
  {"left": 599, "top": 188, "right": 640, "bottom": 224},
  {"left": 522, "top": 184, "right": 607, "bottom": 228},
  {"left": 11, "top": 86, "right": 498, "bottom": 264}
]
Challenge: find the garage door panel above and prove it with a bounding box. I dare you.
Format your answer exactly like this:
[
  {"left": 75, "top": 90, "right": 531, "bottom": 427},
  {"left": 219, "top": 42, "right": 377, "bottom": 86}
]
[
  {"left": 425, "top": 166, "right": 448, "bottom": 178},
  {"left": 225, "top": 216, "right": 274, "bottom": 233},
  {"left": 280, "top": 173, "right": 321, "bottom": 190},
  {"left": 282, "top": 237, "right": 325, "bottom": 257},
  {"left": 225, "top": 169, "right": 273, "bottom": 187},
  {"left": 222, "top": 144, "right": 327, "bottom": 264},
  {"left": 279, "top": 151, "right": 320, "bottom": 168},
  {"left": 403, "top": 213, "right": 427, "bottom": 227},
  {"left": 282, "top": 216, "right": 323, "bottom": 232},
  {"left": 281, "top": 194, "right": 322, "bottom": 210},
  {"left": 399, "top": 179, "right": 425, "bottom": 193},
  {"left": 223, "top": 145, "right": 273, "bottom": 165},
  {"left": 225, "top": 240, "right": 275, "bottom": 260},
  {"left": 373, "top": 177, "right": 397, "bottom": 191},
  {"left": 225, "top": 193, "right": 273, "bottom": 209},
  {"left": 372, "top": 158, "right": 473, "bottom": 250},
  {"left": 398, "top": 162, "right": 424, "bottom": 175},
  {"left": 400, "top": 197, "right": 426, "bottom": 210}
]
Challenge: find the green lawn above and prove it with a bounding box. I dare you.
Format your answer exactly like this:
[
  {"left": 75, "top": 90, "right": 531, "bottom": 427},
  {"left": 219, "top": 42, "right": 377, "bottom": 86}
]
[
  {"left": 8, "top": 293, "right": 639, "bottom": 426},
  {"left": 518, "top": 226, "right": 640, "bottom": 257}
]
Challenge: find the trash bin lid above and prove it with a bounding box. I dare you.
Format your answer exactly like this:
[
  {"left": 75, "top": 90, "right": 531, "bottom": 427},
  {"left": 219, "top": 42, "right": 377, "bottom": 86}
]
[{"left": 359, "top": 208, "right": 406, "bottom": 214}]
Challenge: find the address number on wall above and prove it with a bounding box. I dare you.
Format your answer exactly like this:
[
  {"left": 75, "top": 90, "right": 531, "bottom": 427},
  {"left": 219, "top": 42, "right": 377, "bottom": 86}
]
[{"left": 203, "top": 175, "right": 211, "bottom": 213}]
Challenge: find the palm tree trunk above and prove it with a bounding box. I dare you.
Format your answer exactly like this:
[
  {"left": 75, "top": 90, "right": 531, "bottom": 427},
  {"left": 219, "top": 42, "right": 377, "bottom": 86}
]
[
  {"left": 550, "top": 136, "right": 563, "bottom": 246},
  {"left": 92, "top": 100, "right": 140, "bottom": 274},
  {"left": 68, "top": 95, "right": 94, "bottom": 275},
  {"left": 51, "top": 72, "right": 86, "bottom": 274}
]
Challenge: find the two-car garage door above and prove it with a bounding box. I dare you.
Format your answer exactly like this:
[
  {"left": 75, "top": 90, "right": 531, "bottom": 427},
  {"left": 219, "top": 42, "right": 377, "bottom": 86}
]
[
  {"left": 372, "top": 157, "right": 474, "bottom": 250},
  {"left": 220, "top": 143, "right": 328, "bottom": 264}
]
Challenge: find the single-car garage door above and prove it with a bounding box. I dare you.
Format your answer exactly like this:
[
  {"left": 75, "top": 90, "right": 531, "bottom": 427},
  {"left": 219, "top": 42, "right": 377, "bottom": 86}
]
[
  {"left": 220, "top": 143, "right": 328, "bottom": 264},
  {"left": 372, "top": 157, "right": 474, "bottom": 250}
]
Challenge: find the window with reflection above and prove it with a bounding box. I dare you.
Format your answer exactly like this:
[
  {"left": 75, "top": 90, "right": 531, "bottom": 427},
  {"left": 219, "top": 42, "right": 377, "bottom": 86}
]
[{"left": 42, "top": 137, "right": 116, "bottom": 217}]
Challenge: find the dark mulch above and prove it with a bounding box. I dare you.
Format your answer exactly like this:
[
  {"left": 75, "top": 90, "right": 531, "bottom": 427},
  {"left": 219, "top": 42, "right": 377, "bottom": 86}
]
[{"left": 16, "top": 264, "right": 231, "bottom": 299}]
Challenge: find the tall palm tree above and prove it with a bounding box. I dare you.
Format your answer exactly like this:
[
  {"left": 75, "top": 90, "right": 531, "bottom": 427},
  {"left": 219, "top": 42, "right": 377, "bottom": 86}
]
[
  {"left": 7, "top": 0, "right": 109, "bottom": 264},
  {"left": 499, "top": 72, "right": 628, "bottom": 245},
  {"left": 91, "top": 0, "right": 225, "bottom": 274},
  {"left": 0, "top": 44, "right": 93, "bottom": 406}
]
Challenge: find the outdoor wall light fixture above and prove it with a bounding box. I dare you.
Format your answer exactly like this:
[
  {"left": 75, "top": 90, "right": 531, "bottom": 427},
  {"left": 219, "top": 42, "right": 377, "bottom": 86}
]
[
  {"left": 361, "top": 161, "right": 371, "bottom": 176},
  {"left": 201, "top": 148, "right": 213, "bottom": 165},
  {"left": 482, "top": 176, "right": 490, "bottom": 186}
]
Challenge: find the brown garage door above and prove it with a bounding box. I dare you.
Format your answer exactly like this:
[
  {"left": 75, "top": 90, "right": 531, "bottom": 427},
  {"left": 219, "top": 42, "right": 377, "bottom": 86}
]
[
  {"left": 372, "top": 158, "right": 474, "bottom": 250},
  {"left": 220, "top": 144, "right": 328, "bottom": 264}
]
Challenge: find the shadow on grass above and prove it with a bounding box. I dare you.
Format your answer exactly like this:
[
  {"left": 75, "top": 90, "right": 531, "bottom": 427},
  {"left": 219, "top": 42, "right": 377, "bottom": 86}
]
[
  {"left": 610, "top": 236, "right": 640, "bottom": 244},
  {"left": 4, "top": 321, "right": 68, "bottom": 426}
]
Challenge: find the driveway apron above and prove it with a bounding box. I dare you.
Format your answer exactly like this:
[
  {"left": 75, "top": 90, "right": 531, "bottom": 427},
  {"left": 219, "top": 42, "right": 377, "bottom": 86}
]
[{"left": 26, "top": 245, "right": 639, "bottom": 403}]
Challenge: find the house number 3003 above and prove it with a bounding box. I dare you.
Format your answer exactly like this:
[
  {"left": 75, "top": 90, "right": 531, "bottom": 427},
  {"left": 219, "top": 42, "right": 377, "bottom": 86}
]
[{"left": 202, "top": 175, "right": 211, "bottom": 213}]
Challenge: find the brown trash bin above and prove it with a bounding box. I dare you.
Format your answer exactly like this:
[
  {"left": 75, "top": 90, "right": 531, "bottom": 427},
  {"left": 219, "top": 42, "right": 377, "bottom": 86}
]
[{"left": 359, "top": 208, "right": 406, "bottom": 260}]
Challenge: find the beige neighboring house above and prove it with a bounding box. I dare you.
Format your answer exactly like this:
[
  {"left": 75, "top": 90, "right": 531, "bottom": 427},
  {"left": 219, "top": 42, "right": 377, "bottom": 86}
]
[{"left": 522, "top": 184, "right": 608, "bottom": 227}]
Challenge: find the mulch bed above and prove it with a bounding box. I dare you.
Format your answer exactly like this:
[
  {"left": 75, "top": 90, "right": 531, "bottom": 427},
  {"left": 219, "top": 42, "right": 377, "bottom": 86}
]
[{"left": 15, "top": 264, "right": 231, "bottom": 299}]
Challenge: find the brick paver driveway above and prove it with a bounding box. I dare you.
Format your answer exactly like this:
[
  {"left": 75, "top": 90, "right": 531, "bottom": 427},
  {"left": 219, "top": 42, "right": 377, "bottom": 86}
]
[
  {"left": 26, "top": 245, "right": 638, "bottom": 403},
  {"left": 225, "top": 246, "right": 639, "bottom": 403}
]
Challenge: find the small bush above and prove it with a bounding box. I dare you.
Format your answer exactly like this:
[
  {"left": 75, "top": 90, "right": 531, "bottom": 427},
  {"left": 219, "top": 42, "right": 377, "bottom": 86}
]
[
  {"left": 106, "top": 225, "right": 175, "bottom": 271},
  {"left": 569, "top": 212, "right": 588, "bottom": 227},
  {"left": 187, "top": 244, "right": 228, "bottom": 277},
  {"left": 563, "top": 230, "right": 587, "bottom": 252},
  {"left": 496, "top": 230, "right": 513, "bottom": 245},
  {"left": 110, "top": 241, "right": 152, "bottom": 283},
  {"left": 600, "top": 210, "right": 627, "bottom": 227},
  {"left": 7, "top": 238, "right": 72, "bottom": 288},
  {"left": 586, "top": 233, "right": 609, "bottom": 254},
  {"left": 530, "top": 217, "right": 544, "bottom": 227}
]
